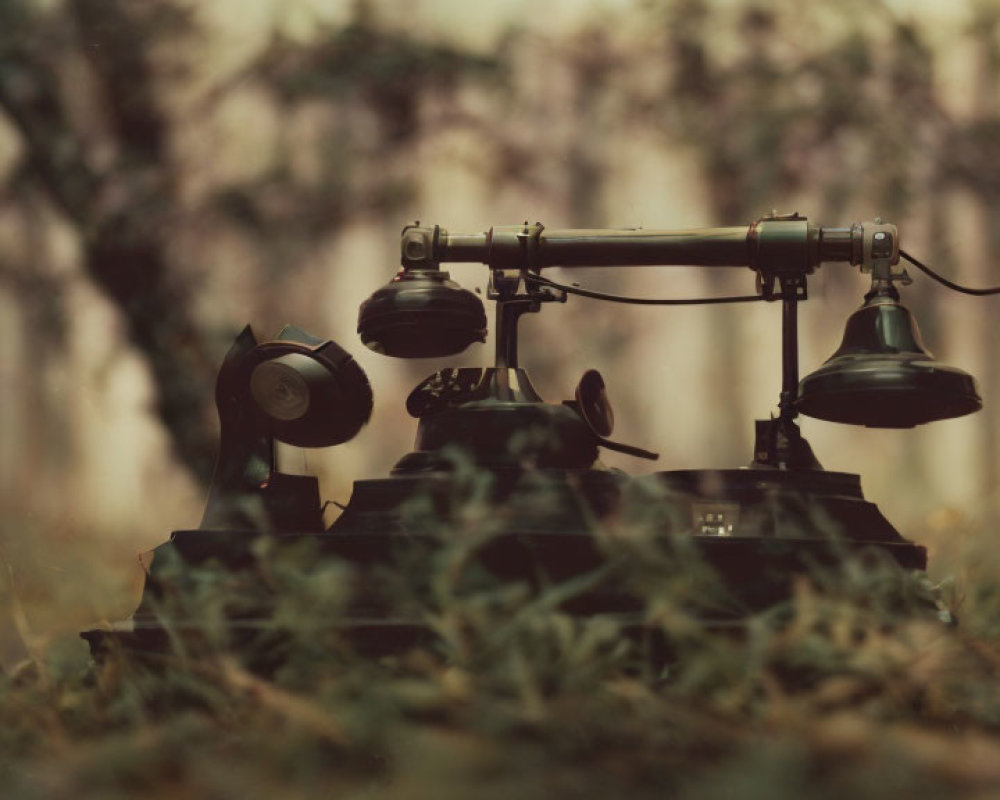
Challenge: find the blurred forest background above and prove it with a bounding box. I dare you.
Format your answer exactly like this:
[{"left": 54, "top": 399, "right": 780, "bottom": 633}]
[{"left": 2, "top": 0, "right": 1000, "bottom": 656}]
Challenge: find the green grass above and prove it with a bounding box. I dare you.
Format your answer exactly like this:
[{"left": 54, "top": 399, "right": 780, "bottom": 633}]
[{"left": 3, "top": 521, "right": 1000, "bottom": 800}]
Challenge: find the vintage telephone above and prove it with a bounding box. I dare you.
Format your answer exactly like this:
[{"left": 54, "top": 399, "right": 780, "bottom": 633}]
[{"left": 83, "top": 213, "right": 988, "bottom": 657}]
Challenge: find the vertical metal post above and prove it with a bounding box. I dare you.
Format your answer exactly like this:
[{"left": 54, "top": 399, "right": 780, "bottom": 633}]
[
  {"left": 752, "top": 275, "right": 820, "bottom": 470},
  {"left": 495, "top": 301, "right": 520, "bottom": 370},
  {"left": 779, "top": 284, "right": 799, "bottom": 420}
]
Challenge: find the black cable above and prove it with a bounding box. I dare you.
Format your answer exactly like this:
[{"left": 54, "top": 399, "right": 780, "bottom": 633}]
[
  {"left": 900, "top": 249, "right": 1000, "bottom": 296},
  {"left": 525, "top": 273, "right": 765, "bottom": 305}
]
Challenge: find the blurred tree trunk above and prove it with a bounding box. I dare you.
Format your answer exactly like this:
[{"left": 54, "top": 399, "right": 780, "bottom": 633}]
[{"left": 0, "top": 0, "right": 219, "bottom": 482}]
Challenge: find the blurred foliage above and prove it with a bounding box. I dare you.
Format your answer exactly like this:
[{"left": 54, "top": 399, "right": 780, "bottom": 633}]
[
  {"left": 3, "top": 0, "right": 1000, "bottom": 478},
  {"left": 0, "top": 0, "right": 503, "bottom": 481},
  {"left": 3, "top": 520, "right": 1000, "bottom": 799},
  {"left": 211, "top": 15, "right": 502, "bottom": 252},
  {"left": 258, "top": 18, "right": 500, "bottom": 132}
]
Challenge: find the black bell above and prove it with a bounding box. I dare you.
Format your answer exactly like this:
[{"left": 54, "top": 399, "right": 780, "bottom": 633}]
[
  {"left": 358, "top": 269, "right": 487, "bottom": 358},
  {"left": 797, "top": 291, "right": 981, "bottom": 428}
]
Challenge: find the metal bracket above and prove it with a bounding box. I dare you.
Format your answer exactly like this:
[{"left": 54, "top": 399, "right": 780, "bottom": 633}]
[
  {"left": 859, "top": 218, "right": 900, "bottom": 278},
  {"left": 487, "top": 221, "right": 546, "bottom": 269},
  {"left": 756, "top": 271, "right": 808, "bottom": 301},
  {"left": 517, "top": 220, "right": 545, "bottom": 272},
  {"left": 400, "top": 223, "right": 442, "bottom": 270},
  {"left": 760, "top": 210, "right": 804, "bottom": 221}
]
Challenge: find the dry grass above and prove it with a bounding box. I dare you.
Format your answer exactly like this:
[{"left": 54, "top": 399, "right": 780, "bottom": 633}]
[{"left": 2, "top": 518, "right": 1000, "bottom": 800}]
